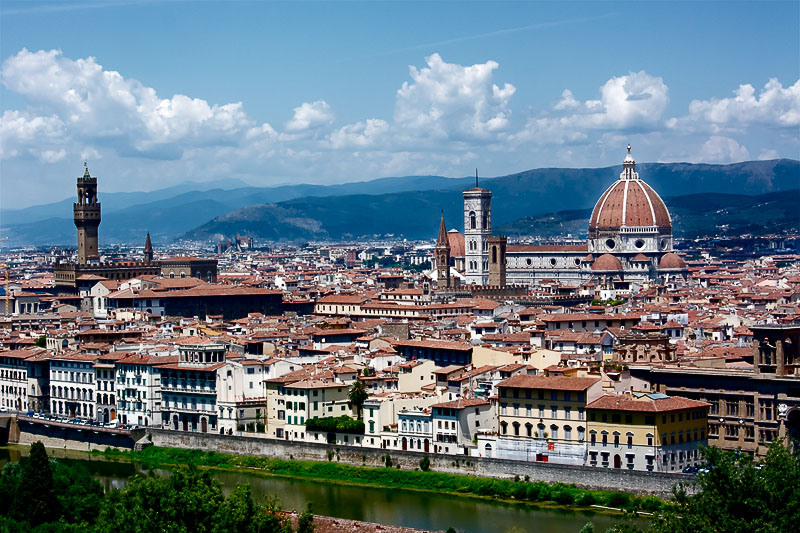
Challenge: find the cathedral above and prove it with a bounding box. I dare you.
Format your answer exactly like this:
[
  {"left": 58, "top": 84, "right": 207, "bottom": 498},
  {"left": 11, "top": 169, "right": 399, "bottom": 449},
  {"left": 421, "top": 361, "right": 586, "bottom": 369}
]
[{"left": 434, "top": 147, "right": 688, "bottom": 291}]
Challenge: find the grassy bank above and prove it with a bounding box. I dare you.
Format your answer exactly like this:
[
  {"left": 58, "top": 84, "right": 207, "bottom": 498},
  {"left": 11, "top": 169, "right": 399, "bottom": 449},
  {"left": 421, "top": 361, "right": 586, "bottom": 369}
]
[{"left": 99, "top": 446, "right": 667, "bottom": 515}]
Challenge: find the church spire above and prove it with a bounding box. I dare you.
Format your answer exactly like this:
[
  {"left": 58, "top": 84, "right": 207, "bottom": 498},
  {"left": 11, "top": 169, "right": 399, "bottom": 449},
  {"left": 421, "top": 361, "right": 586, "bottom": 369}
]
[
  {"left": 144, "top": 232, "right": 153, "bottom": 263},
  {"left": 436, "top": 210, "right": 450, "bottom": 249}
]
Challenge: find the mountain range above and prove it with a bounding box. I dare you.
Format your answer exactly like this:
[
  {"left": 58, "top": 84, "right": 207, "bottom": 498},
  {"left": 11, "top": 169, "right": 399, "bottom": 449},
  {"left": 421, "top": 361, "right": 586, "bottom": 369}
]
[{"left": 1, "top": 159, "right": 797, "bottom": 246}]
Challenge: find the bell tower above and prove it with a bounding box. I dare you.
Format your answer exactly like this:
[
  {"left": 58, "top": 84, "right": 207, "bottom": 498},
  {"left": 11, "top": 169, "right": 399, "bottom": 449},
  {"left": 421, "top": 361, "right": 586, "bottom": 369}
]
[
  {"left": 434, "top": 211, "right": 451, "bottom": 288},
  {"left": 463, "top": 169, "right": 491, "bottom": 285},
  {"left": 73, "top": 162, "right": 101, "bottom": 264}
]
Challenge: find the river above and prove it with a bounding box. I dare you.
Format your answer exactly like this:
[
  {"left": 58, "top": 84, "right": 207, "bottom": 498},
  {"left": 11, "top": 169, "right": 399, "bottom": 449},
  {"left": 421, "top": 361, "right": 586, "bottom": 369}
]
[{"left": 0, "top": 446, "right": 646, "bottom": 533}]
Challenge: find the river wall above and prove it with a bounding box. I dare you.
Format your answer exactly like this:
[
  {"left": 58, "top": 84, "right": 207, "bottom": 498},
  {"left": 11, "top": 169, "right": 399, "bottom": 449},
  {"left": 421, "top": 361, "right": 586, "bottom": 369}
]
[
  {"left": 147, "top": 428, "right": 690, "bottom": 497},
  {"left": 11, "top": 417, "right": 143, "bottom": 452}
]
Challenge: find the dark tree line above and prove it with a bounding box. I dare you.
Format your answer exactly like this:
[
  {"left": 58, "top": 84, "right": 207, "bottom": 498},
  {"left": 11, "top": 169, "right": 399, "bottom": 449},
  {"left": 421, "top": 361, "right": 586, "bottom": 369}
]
[
  {"left": 583, "top": 439, "right": 800, "bottom": 533},
  {"left": 0, "top": 442, "right": 314, "bottom": 533}
]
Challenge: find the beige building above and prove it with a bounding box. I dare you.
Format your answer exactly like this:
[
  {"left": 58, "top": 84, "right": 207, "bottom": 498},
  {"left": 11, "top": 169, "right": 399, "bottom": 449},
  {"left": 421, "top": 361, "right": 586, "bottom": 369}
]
[
  {"left": 586, "top": 393, "right": 709, "bottom": 472},
  {"left": 493, "top": 375, "right": 602, "bottom": 465}
]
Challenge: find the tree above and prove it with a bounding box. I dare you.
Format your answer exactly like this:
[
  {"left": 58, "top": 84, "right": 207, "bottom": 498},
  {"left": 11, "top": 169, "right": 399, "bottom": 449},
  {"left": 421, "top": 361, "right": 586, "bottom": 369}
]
[
  {"left": 348, "top": 380, "right": 369, "bottom": 419},
  {"left": 17, "top": 441, "right": 61, "bottom": 526},
  {"left": 35, "top": 335, "right": 46, "bottom": 348},
  {"left": 650, "top": 441, "right": 800, "bottom": 533}
]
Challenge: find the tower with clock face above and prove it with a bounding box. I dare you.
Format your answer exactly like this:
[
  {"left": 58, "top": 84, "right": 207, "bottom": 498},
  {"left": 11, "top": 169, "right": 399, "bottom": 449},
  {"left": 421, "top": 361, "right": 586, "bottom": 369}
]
[{"left": 463, "top": 180, "right": 492, "bottom": 286}]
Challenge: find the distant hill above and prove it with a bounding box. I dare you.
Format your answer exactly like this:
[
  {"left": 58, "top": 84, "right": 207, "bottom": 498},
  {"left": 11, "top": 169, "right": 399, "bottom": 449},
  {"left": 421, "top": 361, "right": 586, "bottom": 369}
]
[
  {"left": 0, "top": 174, "right": 469, "bottom": 245},
  {"left": 496, "top": 190, "right": 800, "bottom": 239},
  {"left": 185, "top": 159, "right": 799, "bottom": 242},
  {"left": 2, "top": 159, "right": 797, "bottom": 245}
]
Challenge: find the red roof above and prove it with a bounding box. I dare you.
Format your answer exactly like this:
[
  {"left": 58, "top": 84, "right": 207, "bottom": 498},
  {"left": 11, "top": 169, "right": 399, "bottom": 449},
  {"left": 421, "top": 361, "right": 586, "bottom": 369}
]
[
  {"left": 498, "top": 375, "right": 599, "bottom": 391},
  {"left": 586, "top": 394, "right": 709, "bottom": 413},
  {"left": 589, "top": 178, "right": 671, "bottom": 230}
]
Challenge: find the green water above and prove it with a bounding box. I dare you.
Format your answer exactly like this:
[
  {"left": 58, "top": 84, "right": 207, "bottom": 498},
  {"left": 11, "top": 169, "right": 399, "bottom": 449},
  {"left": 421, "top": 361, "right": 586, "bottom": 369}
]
[{"left": 0, "top": 446, "right": 646, "bottom": 532}]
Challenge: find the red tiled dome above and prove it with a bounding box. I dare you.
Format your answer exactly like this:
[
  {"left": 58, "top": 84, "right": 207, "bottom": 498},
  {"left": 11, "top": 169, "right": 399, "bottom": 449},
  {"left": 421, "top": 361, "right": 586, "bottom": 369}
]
[
  {"left": 589, "top": 147, "right": 671, "bottom": 231},
  {"left": 592, "top": 253, "right": 623, "bottom": 271},
  {"left": 658, "top": 252, "right": 686, "bottom": 270}
]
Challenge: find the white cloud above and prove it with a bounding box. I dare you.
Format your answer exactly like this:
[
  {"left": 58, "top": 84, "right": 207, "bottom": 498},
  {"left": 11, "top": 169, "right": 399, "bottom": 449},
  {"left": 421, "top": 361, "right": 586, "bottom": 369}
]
[
  {"left": 668, "top": 78, "right": 800, "bottom": 132},
  {"left": 691, "top": 136, "right": 750, "bottom": 164},
  {"left": 510, "top": 71, "right": 668, "bottom": 146},
  {"left": 757, "top": 148, "right": 780, "bottom": 160},
  {"left": 0, "top": 48, "right": 274, "bottom": 160},
  {"left": 285, "top": 100, "right": 334, "bottom": 132},
  {"left": 329, "top": 118, "right": 390, "bottom": 148},
  {"left": 38, "top": 148, "right": 67, "bottom": 163},
  {"left": 393, "top": 53, "right": 516, "bottom": 142}
]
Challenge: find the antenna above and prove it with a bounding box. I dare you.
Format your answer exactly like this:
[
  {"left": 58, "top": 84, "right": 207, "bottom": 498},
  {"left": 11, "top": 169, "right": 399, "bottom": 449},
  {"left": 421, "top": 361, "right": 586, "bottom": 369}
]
[{"left": 475, "top": 168, "right": 479, "bottom": 188}]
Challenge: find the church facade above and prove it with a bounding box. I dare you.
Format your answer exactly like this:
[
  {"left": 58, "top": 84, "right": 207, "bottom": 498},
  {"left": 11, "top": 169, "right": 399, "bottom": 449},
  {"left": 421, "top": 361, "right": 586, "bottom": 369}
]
[{"left": 434, "top": 147, "right": 688, "bottom": 289}]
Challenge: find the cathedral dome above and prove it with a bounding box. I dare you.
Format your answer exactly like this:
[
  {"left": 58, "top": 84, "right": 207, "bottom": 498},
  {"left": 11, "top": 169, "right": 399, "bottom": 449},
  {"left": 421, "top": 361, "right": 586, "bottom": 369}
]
[
  {"left": 592, "top": 253, "right": 623, "bottom": 271},
  {"left": 589, "top": 147, "right": 671, "bottom": 231},
  {"left": 658, "top": 252, "right": 687, "bottom": 270}
]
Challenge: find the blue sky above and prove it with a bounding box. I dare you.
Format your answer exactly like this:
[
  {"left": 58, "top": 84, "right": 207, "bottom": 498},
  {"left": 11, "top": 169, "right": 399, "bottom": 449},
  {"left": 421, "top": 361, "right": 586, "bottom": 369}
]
[{"left": 1, "top": 0, "right": 798, "bottom": 209}]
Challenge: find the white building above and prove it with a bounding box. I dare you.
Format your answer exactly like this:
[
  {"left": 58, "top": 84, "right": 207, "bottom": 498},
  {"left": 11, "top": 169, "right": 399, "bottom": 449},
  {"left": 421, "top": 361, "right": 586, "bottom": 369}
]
[
  {"left": 115, "top": 353, "right": 165, "bottom": 426},
  {"left": 431, "top": 398, "right": 495, "bottom": 455},
  {"left": 49, "top": 353, "right": 98, "bottom": 420}
]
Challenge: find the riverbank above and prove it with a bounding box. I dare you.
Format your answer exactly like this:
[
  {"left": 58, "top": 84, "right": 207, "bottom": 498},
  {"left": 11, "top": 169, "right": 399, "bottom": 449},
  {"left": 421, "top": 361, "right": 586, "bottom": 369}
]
[{"left": 98, "top": 446, "right": 667, "bottom": 517}]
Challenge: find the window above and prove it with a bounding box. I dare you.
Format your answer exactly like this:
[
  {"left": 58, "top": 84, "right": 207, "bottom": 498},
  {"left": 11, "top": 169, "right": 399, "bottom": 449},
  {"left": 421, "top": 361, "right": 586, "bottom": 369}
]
[
  {"left": 564, "top": 426, "right": 572, "bottom": 441},
  {"left": 551, "top": 406, "right": 557, "bottom": 418},
  {"left": 564, "top": 407, "right": 571, "bottom": 420}
]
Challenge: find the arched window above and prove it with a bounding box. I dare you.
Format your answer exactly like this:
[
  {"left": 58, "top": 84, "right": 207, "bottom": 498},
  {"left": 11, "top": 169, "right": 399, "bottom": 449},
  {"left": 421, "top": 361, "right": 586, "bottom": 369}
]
[{"left": 469, "top": 212, "right": 476, "bottom": 230}]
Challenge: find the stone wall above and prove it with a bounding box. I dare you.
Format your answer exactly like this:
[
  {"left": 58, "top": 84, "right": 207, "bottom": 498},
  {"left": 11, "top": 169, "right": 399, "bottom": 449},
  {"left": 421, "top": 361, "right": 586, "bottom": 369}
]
[
  {"left": 13, "top": 418, "right": 142, "bottom": 452},
  {"left": 148, "top": 428, "right": 690, "bottom": 497}
]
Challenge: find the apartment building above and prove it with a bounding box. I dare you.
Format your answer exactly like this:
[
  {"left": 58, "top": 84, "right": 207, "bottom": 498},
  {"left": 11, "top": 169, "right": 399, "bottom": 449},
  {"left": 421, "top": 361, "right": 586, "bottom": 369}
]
[
  {"left": 430, "top": 398, "right": 494, "bottom": 455},
  {"left": 586, "top": 393, "right": 710, "bottom": 472},
  {"left": 493, "top": 375, "right": 602, "bottom": 465},
  {"left": 49, "top": 353, "right": 98, "bottom": 419}
]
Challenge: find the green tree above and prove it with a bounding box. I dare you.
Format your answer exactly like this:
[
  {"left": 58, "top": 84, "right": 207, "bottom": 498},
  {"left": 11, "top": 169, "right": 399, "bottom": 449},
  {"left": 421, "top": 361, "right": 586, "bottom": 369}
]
[
  {"left": 17, "top": 441, "right": 62, "bottom": 527},
  {"left": 651, "top": 441, "right": 800, "bottom": 533},
  {"left": 35, "top": 335, "right": 47, "bottom": 348},
  {"left": 348, "top": 380, "right": 369, "bottom": 419}
]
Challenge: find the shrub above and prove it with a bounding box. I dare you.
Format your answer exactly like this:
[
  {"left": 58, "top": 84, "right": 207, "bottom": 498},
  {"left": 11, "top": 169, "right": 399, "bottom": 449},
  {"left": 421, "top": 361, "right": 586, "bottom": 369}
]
[
  {"left": 553, "top": 489, "right": 575, "bottom": 505},
  {"left": 639, "top": 495, "right": 663, "bottom": 512},
  {"left": 305, "top": 416, "right": 364, "bottom": 434},
  {"left": 577, "top": 491, "right": 597, "bottom": 507},
  {"left": 419, "top": 456, "right": 431, "bottom": 472},
  {"left": 606, "top": 491, "right": 631, "bottom": 509}
]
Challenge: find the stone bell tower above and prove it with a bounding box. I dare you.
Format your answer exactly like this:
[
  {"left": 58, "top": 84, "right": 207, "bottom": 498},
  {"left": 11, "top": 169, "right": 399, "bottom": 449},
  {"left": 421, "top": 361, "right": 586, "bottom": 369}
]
[
  {"left": 74, "top": 162, "right": 101, "bottom": 264},
  {"left": 434, "top": 211, "right": 451, "bottom": 288},
  {"left": 463, "top": 169, "right": 491, "bottom": 285}
]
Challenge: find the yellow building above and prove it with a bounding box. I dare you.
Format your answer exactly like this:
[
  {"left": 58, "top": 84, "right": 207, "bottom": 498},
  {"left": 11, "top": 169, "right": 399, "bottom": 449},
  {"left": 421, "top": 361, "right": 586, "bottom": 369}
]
[
  {"left": 586, "top": 392, "right": 709, "bottom": 472},
  {"left": 494, "top": 375, "right": 602, "bottom": 465}
]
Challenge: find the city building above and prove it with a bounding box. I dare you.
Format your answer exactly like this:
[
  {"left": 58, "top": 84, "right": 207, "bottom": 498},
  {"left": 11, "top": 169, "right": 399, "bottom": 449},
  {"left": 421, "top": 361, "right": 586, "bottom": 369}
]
[
  {"left": 493, "top": 375, "right": 601, "bottom": 464},
  {"left": 586, "top": 392, "right": 709, "bottom": 472}
]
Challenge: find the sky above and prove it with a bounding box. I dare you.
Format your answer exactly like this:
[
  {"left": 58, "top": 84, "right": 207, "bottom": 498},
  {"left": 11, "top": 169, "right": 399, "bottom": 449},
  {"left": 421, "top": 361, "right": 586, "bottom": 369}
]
[{"left": 1, "top": 0, "right": 798, "bottom": 210}]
